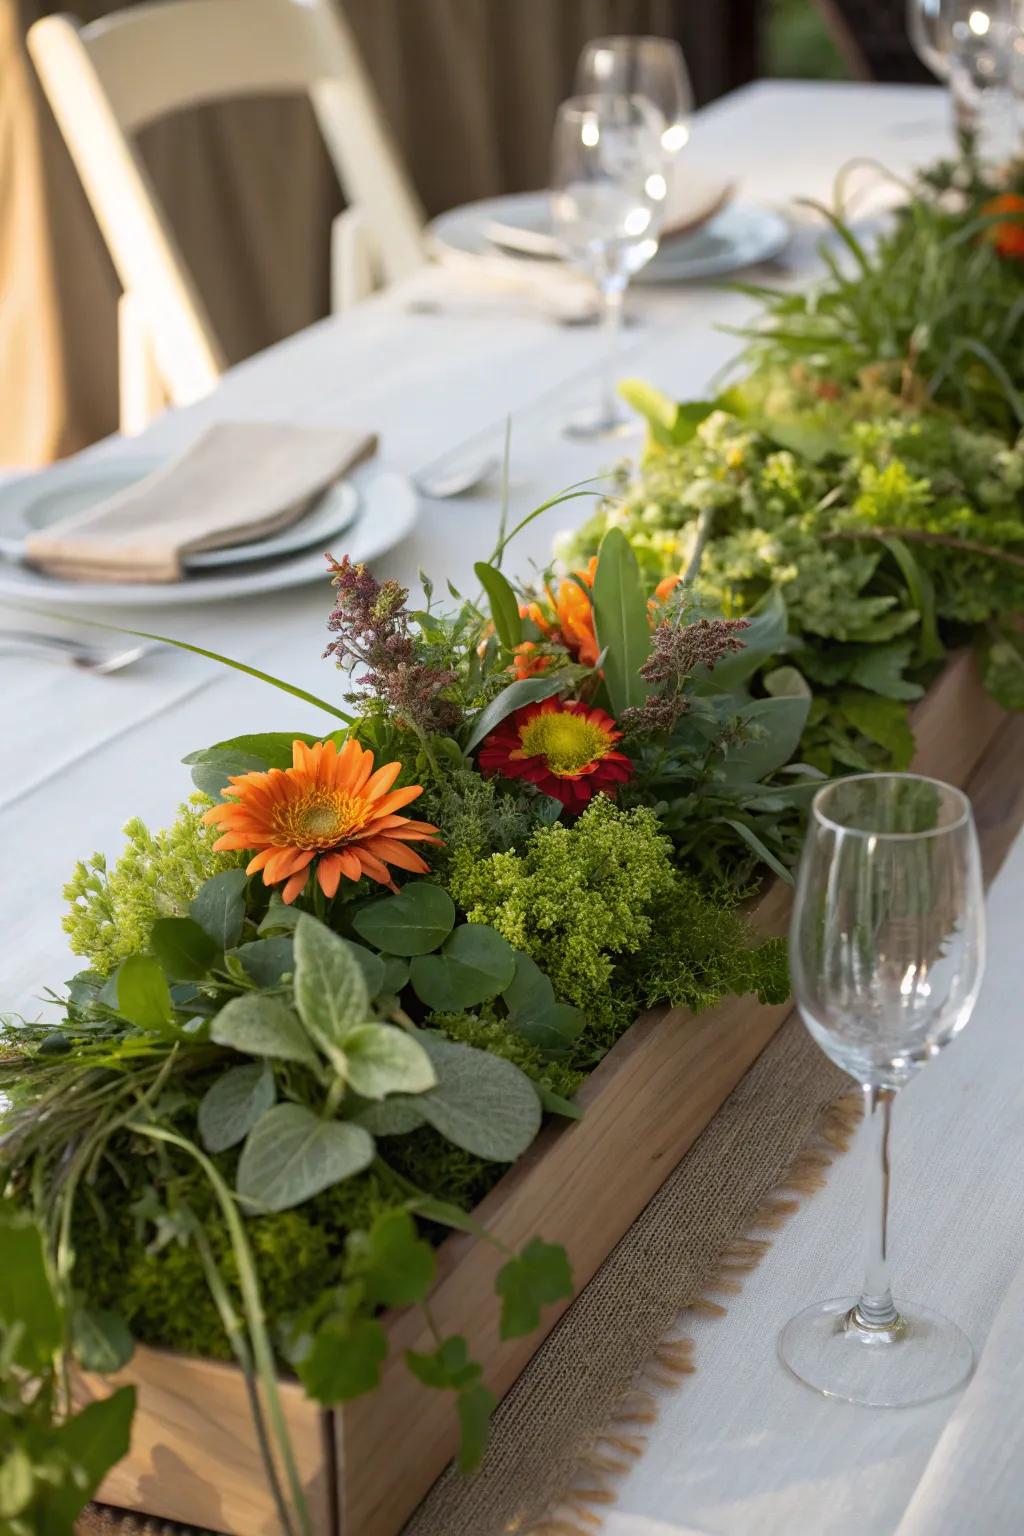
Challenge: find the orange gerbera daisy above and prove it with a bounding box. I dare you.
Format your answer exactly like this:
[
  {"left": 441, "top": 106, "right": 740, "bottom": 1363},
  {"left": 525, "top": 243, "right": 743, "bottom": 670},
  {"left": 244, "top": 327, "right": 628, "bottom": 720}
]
[
  {"left": 521, "top": 558, "right": 602, "bottom": 671},
  {"left": 478, "top": 697, "right": 632, "bottom": 812},
  {"left": 203, "top": 738, "right": 441, "bottom": 903},
  {"left": 983, "top": 192, "right": 1024, "bottom": 260}
]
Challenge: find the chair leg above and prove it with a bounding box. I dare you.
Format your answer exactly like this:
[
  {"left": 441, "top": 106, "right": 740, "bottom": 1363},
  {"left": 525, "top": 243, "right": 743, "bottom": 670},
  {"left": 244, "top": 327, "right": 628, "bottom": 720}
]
[
  {"left": 331, "top": 207, "right": 379, "bottom": 313},
  {"left": 118, "top": 291, "right": 166, "bottom": 435}
]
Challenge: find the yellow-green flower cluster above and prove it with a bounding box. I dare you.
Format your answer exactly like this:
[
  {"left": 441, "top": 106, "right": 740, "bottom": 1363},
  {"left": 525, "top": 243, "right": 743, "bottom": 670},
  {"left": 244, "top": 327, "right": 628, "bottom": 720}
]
[{"left": 63, "top": 797, "right": 242, "bottom": 975}]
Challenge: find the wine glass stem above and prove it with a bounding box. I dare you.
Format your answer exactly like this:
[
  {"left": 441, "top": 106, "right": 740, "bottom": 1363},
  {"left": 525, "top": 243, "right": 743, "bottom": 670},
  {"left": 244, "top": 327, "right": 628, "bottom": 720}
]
[
  {"left": 853, "top": 1084, "right": 901, "bottom": 1331},
  {"left": 599, "top": 278, "right": 626, "bottom": 425}
]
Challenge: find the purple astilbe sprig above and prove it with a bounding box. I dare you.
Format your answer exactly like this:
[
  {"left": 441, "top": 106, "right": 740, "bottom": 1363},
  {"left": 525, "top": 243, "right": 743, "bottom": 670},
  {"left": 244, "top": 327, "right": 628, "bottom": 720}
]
[
  {"left": 620, "top": 615, "right": 750, "bottom": 737},
  {"left": 324, "top": 555, "right": 462, "bottom": 735}
]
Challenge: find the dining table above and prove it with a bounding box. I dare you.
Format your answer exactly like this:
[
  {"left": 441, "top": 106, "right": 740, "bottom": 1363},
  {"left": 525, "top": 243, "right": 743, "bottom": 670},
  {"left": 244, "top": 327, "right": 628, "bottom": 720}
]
[{"left": 5, "top": 79, "right": 1023, "bottom": 1536}]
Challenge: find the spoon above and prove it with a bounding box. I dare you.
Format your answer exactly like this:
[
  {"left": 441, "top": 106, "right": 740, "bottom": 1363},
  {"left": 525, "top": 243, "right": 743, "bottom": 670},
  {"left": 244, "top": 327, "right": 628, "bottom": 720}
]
[
  {"left": 0, "top": 630, "right": 149, "bottom": 674},
  {"left": 414, "top": 455, "right": 500, "bottom": 500}
]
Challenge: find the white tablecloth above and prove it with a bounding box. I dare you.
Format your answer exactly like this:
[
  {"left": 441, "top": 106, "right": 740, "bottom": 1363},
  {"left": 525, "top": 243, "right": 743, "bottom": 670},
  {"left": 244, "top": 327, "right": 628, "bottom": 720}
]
[{"left": 5, "top": 78, "right": 1013, "bottom": 1535}]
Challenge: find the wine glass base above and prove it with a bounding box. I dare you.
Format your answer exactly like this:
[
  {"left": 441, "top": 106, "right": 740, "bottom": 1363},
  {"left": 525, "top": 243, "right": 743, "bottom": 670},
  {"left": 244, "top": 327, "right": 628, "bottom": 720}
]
[
  {"left": 779, "top": 1296, "right": 974, "bottom": 1408},
  {"left": 562, "top": 407, "right": 637, "bottom": 442}
]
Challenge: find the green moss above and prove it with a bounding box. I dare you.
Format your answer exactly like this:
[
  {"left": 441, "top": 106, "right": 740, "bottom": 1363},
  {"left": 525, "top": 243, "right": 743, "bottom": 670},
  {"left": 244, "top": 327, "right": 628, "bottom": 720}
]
[
  {"left": 431, "top": 1008, "right": 585, "bottom": 1101},
  {"left": 63, "top": 798, "right": 242, "bottom": 976}
]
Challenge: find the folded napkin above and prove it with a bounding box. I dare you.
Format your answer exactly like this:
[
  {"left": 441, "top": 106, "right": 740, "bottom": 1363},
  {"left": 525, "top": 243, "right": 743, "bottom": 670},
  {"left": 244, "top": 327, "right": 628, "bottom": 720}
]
[
  {"left": 661, "top": 168, "right": 735, "bottom": 244},
  {"left": 25, "top": 422, "right": 377, "bottom": 584},
  {"left": 895, "top": 1260, "right": 1024, "bottom": 1535}
]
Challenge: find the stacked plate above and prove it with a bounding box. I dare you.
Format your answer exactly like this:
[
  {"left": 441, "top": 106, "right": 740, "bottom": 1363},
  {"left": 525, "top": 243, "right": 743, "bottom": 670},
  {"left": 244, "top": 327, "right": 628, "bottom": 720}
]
[{"left": 0, "top": 457, "right": 418, "bottom": 607}]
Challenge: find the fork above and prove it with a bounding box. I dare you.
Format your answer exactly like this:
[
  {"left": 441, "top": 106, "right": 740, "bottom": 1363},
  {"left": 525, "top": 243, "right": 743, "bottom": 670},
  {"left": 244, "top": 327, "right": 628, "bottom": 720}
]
[{"left": 0, "top": 630, "right": 148, "bottom": 674}]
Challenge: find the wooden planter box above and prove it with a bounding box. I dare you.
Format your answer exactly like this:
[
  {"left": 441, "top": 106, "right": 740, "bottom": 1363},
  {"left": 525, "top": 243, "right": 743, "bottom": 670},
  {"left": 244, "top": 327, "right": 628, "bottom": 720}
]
[{"left": 74, "top": 653, "right": 1007, "bottom": 1536}]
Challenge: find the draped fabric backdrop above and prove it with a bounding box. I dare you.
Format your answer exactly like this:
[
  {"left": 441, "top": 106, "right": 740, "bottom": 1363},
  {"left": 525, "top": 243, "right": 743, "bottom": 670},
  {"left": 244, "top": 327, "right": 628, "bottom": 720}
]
[{"left": 0, "top": 0, "right": 758, "bottom": 466}]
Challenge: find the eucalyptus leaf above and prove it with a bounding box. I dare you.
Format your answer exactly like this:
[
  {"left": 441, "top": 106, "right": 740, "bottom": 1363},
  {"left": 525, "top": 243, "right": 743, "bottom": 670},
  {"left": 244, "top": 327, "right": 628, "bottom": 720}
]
[
  {"left": 379, "top": 955, "right": 410, "bottom": 994},
  {"left": 502, "top": 952, "right": 555, "bottom": 1018},
  {"left": 341, "top": 1023, "right": 436, "bottom": 1100},
  {"left": 236, "top": 1104, "right": 374, "bottom": 1212},
  {"left": 509, "top": 1002, "right": 585, "bottom": 1058},
  {"left": 181, "top": 747, "right": 267, "bottom": 799},
  {"left": 210, "top": 731, "right": 344, "bottom": 768},
  {"left": 114, "top": 955, "right": 174, "bottom": 1033},
  {"left": 198, "top": 1061, "right": 276, "bottom": 1153},
  {"left": 463, "top": 674, "right": 569, "bottom": 755},
  {"left": 352, "top": 882, "right": 456, "bottom": 956},
  {"left": 190, "top": 869, "right": 248, "bottom": 950},
  {"left": 149, "top": 917, "right": 219, "bottom": 981},
  {"left": 211, "top": 995, "right": 320, "bottom": 1069},
  {"left": 591, "top": 526, "right": 651, "bottom": 716},
  {"left": 258, "top": 894, "right": 301, "bottom": 936},
  {"left": 294, "top": 914, "right": 369, "bottom": 1069},
  {"left": 232, "top": 936, "right": 295, "bottom": 988},
  {"left": 410, "top": 924, "right": 518, "bottom": 1012},
  {"left": 342, "top": 939, "right": 387, "bottom": 999}
]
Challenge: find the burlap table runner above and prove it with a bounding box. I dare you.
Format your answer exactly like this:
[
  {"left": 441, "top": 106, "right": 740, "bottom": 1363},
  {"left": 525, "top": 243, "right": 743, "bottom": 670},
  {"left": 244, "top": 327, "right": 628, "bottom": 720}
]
[{"left": 75, "top": 1013, "right": 852, "bottom": 1536}]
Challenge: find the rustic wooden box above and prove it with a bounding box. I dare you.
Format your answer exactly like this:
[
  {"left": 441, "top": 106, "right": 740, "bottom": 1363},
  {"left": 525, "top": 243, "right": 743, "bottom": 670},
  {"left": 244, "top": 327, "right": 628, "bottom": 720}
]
[{"left": 74, "top": 653, "right": 1006, "bottom": 1536}]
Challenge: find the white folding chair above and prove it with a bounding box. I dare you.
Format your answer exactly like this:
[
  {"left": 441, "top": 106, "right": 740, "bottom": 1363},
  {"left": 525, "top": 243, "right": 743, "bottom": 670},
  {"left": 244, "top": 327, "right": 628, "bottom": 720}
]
[{"left": 28, "top": 0, "right": 426, "bottom": 433}]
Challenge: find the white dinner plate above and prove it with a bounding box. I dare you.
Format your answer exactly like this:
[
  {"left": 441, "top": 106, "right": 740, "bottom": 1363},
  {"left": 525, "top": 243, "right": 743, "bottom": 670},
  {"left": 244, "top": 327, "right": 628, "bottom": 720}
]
[
  {"left": 430, "top": 192, "right": 790, "bottom": 284},
  {"left": 0, "top": 456, "right": 417, "bottom": 608}
]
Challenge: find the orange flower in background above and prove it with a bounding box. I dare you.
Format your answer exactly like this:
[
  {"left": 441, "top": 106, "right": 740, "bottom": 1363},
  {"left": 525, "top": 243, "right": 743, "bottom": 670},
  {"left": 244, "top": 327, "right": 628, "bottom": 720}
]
[
  {"left": 523, "top": 557, "right": 602, "bottom": 670},
  {"left": 478, "top": 697, "right": 633, "bottom": 812},
  {"left": 652, "top": 571, "right": 683, "bottom": 606},
  {"left": 983, "top": 193, "right": 1024, "bottom": 260},
  {"left": 204, "top": 739, "right": 441, "bottom": 903}
]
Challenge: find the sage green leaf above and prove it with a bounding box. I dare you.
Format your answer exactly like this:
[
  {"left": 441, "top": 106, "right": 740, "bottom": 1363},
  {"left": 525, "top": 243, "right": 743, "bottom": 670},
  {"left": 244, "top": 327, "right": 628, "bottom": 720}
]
[
  {"left": 149, "top": 917, "right": 219, "bottom": 980},
  {"left": 410, "top": 924, "right": 518, "bottom": 1012},
  {"left": 0, "top": 1445, "right": 33, "bottom": 1519},
  {"left": 346, "top": 1209, "right": 436, "bottom": 1307},
  {"left": 496, "top": 1237, "right": 574, "bottom": 1339},
  {"left": 352, "top": 1098, "right": 427, "bottom": 1137},
  {"left": 190, "top": 869, "right": 248, "bottom": 950},
  {"left": 341, "top": 1024, "right": 436, "bottom": 1100},
  {"left": 198, "top": 1061, "right": 276, "bottom": 1153},
  {"left": 211, "top": 995, "right": 319, "bottom": 1069},
  {"left": 181, "top": 746, "right": 266, "bottom": 799},
  {"left": 232, "top": 936, "right": 295, "bottom": 988},
  {"left": 474, "top": 561, "right": 523, "bottom": 650},
  {"left": 718, "top": 695, "right": 810, "bottom": 786},
  {"left": 258, "top": 894, "right": 301, "bottom": 935},
  {"left": 35, "top": 1387, "right": 135, "bottom": 1529},
  {"left": 463, "top": 674, "right": 569, "bottom": 754},
  {"left": 115, "top": 955, "right": 174, "bottom": 1033},
  {"left": 236, "top": 1104, "right": 374, "bottom": 1212},
  {"left": 0, "top": 1211, "right": 63, "bottom": 1371},
  {"left": 72, "top": 1307, "right": 134, "bottom": 1374},
  {"left": 405, "top": 1034, "right": 542, "bottom": 1161},
  {"left": 294, "top": 914, "right": 369, "bottom": 1068},
  {"left": 591, "top": 526, "right": 651, "bottom": 715},
  {"left": 536, "top": 1083, "right": 584, "bottom": 1120},
  {"left": 298, "top": 1315, "right": 388, "bottom": 1402},
  {"left": 763, "top": 665, "right": 811, "bottom": 700},
  {"left": 457, "top": 1382, "right": 498, "bottom": 1472},
  {"left": 352, "top": 881, "right": 455, "bottom": 956}
]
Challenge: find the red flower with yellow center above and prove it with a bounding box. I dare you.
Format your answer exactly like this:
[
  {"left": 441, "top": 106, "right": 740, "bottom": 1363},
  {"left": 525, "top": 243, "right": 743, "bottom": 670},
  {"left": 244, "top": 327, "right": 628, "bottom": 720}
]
[
  {"left": 478, "top": 697, "right": 633, "bottom": 811},
  {"left": 983, "top": 193, "right": 1024, "bottom": 260},
  {"left": 203, "top": 738, "right": 441, "bottom": 903}
]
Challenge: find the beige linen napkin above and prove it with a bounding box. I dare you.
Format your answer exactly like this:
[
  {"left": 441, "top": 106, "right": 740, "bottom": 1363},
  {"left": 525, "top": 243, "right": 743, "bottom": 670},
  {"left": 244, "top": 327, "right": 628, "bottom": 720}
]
[
  {"left": 25, "top": 422, "right": 377, "bottom": 583},
  {"left": 895, "top": 1258, "right": 1024, "bottom": 1535}
]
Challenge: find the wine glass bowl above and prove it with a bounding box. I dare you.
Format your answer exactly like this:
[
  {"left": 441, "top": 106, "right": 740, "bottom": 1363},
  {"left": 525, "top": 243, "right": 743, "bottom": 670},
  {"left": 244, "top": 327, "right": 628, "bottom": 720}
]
[
  {"left": 781, "top": 772, "right": 985, "bottom": 1408},
  {"left": 575, "top": 34, "right": 693, "bottom": 159}
]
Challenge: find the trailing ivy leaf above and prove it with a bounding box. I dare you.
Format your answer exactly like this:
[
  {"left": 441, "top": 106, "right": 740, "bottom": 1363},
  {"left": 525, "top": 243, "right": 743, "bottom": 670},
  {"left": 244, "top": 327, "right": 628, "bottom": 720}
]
[
  {"left": 352, "top": 882, "right": 456, "bottom": 956},
  {"left": 345, "top": 1209, "right": 436, "bottom": 1308},
  {"left": 457, "top": 1382, "right": 498, "bottom": 1473},
  {"left": 198, "top": 1062, "right": 276, "bottom": 1153},
  {"left": 591, "top": 526, "right": 651, "bottom": 716},
  {"left": 474, "top": 562, "right": 523, "bottom": 650},
  {"left": 463, "top": 674, "right": 569, "bottom": 755},
  {"left": 190, "top": 869, "right": 248, "bottom": 950},
  {"left": 405, "top": 1334, "right": 481, "bottom": 1390},
  {"left": 496, "top": 1238, "right": 574, "bottom": 1339},
  {"left": 115, "top": 955, "right": 174, "bottom": 1033},
  {"left": 400, "top": 1034, "right": 542, "bottom": 1161},
  {"left": 232, "top": 936, "right": 295, "bottom": 988},
  {"left": 294, "top": 915, "right": 369, "bottom": 1070},
  {"left": 72, "top": 1307, "right": 134, "bottom": 1374},
  {"left": 236, "top": 1104, "right": 374, "bottom": 1212},
  {"left": 35, "top": 1387, "right": 136, "bottom": 1530},
  {"left": 410, "top": 924, "right": 518, "bottom": 1011},
  {"left": 181, "top": 746, "right": 266, "bottom": 799},
  {"left": 149, "top": 917, "right": 219, "bottom": 981},
  {"left": 211, "top": 995, "right": 320, "bottom": 1069},
  {"left": 341, "top": 1023, "right": 436, "bottom": 1100},
  {"left": 298, "top": 1316, "right": 389, "bottom": 1403}
]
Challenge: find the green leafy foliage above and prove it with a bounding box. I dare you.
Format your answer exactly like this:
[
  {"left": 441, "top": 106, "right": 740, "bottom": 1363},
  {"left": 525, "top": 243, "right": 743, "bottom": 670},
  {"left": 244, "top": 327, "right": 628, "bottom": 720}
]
[
  {"left": 198, "top": 1062, "right": 276, "bottom": 1154},
  {"left": 236, "top": 1105, "right": 375, "bottom": 1213},
  {"left": 352, "top": 882, "right": 456, "bottom": 955},
  {"left": 591, "top": 526, "right": 651, "bottom": 715},
  {"left": 410, "top": 924, "right": 518, "bottom": 1011},
  {"left": 496, "top": 1238, "right": 574, "bottom": 1338}
]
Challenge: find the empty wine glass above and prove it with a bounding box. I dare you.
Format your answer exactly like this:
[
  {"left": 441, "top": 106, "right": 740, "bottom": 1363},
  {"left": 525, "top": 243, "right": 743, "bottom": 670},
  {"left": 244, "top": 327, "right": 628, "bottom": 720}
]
[
  {"left": 576, "top": 35, "right": 693, "bottom": 160},
  {"left": 908, "top": 0, "right": 1023, "bottom": 156},
  {"left": 781, "top": 773, "right": 985, "bottom": 1408},
  {"left": 551, "top": 93, "right": 668, "bottom": 439}
]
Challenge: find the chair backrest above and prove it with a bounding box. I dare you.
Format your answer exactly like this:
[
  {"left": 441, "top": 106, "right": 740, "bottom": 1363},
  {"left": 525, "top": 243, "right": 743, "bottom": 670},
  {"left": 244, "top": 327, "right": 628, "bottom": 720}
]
[
  {"left": 28, "top": 0, "right": 425, "bottom": 410},
  {"left": 813, "top": 0, "right": 935, "bottom": 83}
]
